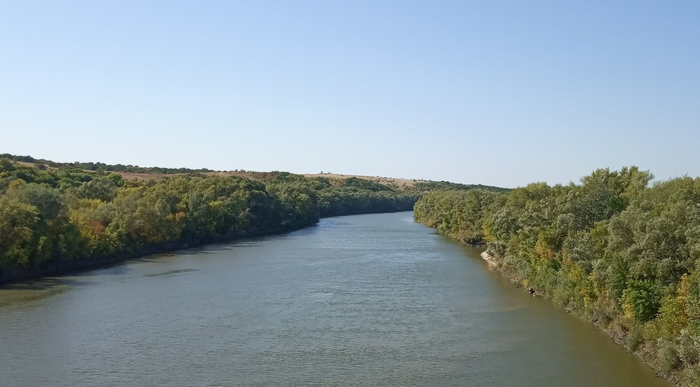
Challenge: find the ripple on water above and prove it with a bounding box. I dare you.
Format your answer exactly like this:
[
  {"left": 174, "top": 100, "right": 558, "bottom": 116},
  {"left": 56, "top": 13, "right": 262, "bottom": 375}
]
[{"left": 0, "top": 212, "right": 671, "bottom": 387}]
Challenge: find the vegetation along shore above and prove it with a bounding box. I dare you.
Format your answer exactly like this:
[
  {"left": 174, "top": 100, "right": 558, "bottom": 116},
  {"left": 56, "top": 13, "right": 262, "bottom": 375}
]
[
  {"left": 0, "top": 154, "right": 504, "bottom": 284},
  {"left": 414, "top": 167, "right": 700, "bottom": 386}
]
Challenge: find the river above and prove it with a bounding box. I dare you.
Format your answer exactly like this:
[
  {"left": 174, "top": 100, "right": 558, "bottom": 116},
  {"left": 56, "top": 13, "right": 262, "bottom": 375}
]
[{"left": 0, "top": 212, "right": 669, "bottom": 386}]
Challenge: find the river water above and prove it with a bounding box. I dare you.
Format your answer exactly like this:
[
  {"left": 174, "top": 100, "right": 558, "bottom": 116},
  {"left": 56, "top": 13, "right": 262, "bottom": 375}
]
[{"left": 0, "top": 212, "right": 669, "bottom": 386}]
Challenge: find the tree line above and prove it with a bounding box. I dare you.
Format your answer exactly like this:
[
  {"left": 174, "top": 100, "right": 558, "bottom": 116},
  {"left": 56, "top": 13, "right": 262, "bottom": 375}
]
[
  {"left": 410, "top": 180, "right": 510, "bottom": 193},
  {"left": 0, "top": 153, "right": 213, "bottom": 174},
  {"left": 0, "top": 159, "right": 416, "bottom": 282},
  {"left": 414, "top": 167, "right": 700, "bottom": 386}
]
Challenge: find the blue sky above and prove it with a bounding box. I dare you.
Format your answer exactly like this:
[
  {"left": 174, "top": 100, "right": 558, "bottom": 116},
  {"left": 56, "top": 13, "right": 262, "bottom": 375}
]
[{"left": 1, "top": 1, "right": 698, "bottom": 188}]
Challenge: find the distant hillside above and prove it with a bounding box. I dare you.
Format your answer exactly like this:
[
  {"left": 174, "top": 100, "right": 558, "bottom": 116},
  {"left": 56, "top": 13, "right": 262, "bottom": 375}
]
[
  {"left": 0, "top": 153, "right": 213, "bottom": 175},
  {"left": 1, "top": 153, "right": 509, "bottom": 193}
]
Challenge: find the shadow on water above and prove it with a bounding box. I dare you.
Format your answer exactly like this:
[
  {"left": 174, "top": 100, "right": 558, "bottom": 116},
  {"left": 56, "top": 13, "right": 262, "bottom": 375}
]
[
  {"left": 162, "top": 227, "right": 322, "bottom": 256},
  {"left": 0, "top": 277, "right": 88, "bottom": 292},
  {"left": 3, "top": 221, "right": 325, "bottom": 302},
  {"left": 287, "top": 224, "right": 322, "bottom": 237},
  {"left": 0, "top": 226, "right": 315, "bottom": 308},
  {"left": 0, "top": 277, "right": 93, "bottom": 308},
  {"left": 142, "top": 269, "right": 198, "bottom": 278},
  {"left": 435, "top": 233, "right": 487, "bottom": 258},
  {"left": 84, "top": 263, "right": 133, "bottom": 276}
]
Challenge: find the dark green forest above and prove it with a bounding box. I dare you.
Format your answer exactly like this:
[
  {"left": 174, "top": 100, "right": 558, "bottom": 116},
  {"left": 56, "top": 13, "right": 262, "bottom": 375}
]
[
  {"left": 0, "top": 159, "right": 416, "bottom": 282},
  {"left": 414, "top": 167, "right": 700, "bottom": 386}
]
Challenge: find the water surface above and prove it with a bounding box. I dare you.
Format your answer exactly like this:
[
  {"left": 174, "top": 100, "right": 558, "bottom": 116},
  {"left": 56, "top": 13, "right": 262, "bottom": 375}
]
[{"left": 0, "top": 212, "right": 668, "bottom": 386}]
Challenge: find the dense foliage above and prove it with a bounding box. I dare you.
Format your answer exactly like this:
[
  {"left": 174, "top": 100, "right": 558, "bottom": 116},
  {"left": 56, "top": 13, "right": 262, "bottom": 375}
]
[
  {"left": 415, "top": 167, "right": 700, "bottom": 386},
  {"left": 411, "top": 180, "right": 510, "bottom": 193},
  {"left": 0, "top": 159, "right": 416, "bottom": 282}
]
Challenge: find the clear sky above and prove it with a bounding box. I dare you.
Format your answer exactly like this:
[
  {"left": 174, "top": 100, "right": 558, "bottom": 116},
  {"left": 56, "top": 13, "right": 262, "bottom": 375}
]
[{"left": 1, "top": 1, "right": 698, "bottom": 188}]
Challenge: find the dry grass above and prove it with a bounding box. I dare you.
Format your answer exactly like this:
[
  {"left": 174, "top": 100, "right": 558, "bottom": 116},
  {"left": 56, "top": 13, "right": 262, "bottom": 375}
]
[
  {"left": 16, "top": 161, "right": 57, "bottom": 169},
  {"left": 14, "top": 161, "right": 418, "bottom": 190},
  {"left": 303, "top": 173, "right": 417, "bottom": 189},
  {"left": 112, "top": 171, "right": 259, "bottom": 181},
  {"left": 89, "top": 170, "right": 418, "bottom": 189}
]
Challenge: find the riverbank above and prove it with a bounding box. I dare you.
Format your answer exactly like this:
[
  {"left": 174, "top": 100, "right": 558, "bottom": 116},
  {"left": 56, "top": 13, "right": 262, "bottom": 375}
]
[
  {"left": 412, "top": 172, "right": 700, "bottom": 386},
  {"left": 479, "top": 251, "right": 498, "bottom": 269},
  {"left": 0, "top": 209, "right": 415, "bottom": 286},
  {"left": 0, "top": 226, "right": 298, "bottom": 285},
  {"left": 462, "top": 238, "right": 676, "bottom": 385},
  {"left": 414, "top": 205, "right": 675, "bottom": 384},
  {"left": 0, "top": 158, "right": 419, "bottom": 286}
]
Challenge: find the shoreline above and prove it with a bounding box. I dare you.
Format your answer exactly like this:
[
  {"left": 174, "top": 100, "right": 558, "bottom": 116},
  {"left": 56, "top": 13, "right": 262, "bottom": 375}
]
[
  {"left": 443, "top": 234, "right": 675, "bottom": 386},
  {"left": 481, "top": 251, "right": 680, "bottom": 386},
  {"left": 0, "top": 210, "right": 412, "bottom": 286},
  {"left": 479, "top": 251, "right": 498, "bottom": 269},
  {"left": 0, "top": 228, "right": 298, "bottom": 286}
]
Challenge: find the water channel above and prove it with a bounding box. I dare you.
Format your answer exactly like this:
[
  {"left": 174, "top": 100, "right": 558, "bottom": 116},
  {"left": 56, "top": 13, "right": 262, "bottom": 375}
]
[{"left": 0, "top": 212, "right": 669, "bottom": 386}]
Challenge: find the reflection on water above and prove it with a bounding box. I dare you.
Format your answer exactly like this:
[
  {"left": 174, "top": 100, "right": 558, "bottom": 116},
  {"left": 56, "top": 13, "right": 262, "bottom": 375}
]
[
  {"left": 0, "top": 212, "right": 669, "bottom": 387},
  {"left": 0, "top": 278, "right": 76, "bottom": 307}
]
